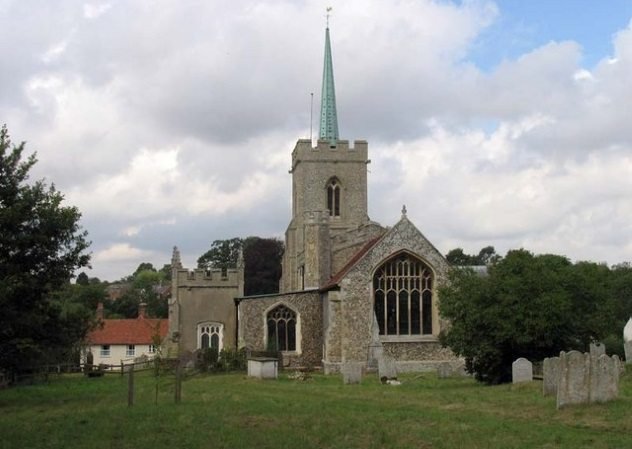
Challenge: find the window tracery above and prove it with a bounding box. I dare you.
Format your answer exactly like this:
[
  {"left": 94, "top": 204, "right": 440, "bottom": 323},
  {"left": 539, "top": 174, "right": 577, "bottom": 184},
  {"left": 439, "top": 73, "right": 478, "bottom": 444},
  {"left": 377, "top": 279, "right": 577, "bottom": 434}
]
[
  {"left": 327, "top": 178, "right": 341, "bottom": 217},
  {"left": 198, "top": 322, "right": 223, "bottom": 350},
  {"left": 373, "top": 253, "right": 433, "bottom": 336},
  {"left": 267, "top": 305, "right": 297, "bottom": 351}
]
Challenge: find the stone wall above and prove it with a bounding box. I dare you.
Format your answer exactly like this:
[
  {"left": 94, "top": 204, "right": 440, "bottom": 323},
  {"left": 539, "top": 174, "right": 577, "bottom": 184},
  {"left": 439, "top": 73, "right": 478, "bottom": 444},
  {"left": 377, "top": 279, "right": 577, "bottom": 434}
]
[{"left": 238, "top": 290, "right": 322, "bottom": 368}]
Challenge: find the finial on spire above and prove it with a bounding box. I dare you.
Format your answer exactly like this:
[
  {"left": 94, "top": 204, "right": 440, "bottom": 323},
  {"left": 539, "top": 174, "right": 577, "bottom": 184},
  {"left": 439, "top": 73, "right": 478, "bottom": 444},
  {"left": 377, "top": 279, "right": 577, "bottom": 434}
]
[
  {"left": 401, "top": 205, "right": 407, "bottom": 217},
  {"left": 326, "top": 6, "right": 332, "bottom": 28}
]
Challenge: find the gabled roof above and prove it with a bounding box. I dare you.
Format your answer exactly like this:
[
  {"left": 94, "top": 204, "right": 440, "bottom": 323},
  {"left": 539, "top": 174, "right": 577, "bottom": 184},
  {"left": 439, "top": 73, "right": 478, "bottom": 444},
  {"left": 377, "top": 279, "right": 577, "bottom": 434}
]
[
  {"left": 321, "top": 234, "right": 385, "bottom": 291},
  {"left": 87, "top": 317, "right": 168, "bottom": 345}
]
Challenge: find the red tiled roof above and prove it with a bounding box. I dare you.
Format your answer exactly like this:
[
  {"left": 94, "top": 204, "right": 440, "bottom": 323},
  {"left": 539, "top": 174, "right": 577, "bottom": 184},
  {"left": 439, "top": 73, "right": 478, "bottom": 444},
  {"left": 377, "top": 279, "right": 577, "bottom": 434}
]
[
  {"left": 321, "top": 234, "right": 384, "bottom": 290},
  {"left": 87, "top": 317, "right": 168, "bottom": 345}
]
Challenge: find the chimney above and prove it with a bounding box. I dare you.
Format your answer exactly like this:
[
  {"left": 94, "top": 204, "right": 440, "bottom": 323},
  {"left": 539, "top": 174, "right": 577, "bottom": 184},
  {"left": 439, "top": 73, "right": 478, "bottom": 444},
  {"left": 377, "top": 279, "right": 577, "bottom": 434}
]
[
  {"left": 96, "top": 302, "right": 104, "bottom": 321},
  {"left": 138, "top": 302, "right": 147, "bottom": 319}
]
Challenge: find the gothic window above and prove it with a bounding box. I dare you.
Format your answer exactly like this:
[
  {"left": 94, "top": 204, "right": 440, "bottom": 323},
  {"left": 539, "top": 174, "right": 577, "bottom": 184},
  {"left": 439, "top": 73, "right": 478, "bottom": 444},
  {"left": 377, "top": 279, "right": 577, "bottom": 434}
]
[
  {"left": 373, "top": 253, "right": 434, "bottom": 336},
  {"left": 198, "top": 322, "right": 223, "bottom": 351},
  {"left": 267, "top": 304, "right": 297, "bottom": 351},
  {"left": 326, "top": 178, "right": 341, "bottom": 217}
]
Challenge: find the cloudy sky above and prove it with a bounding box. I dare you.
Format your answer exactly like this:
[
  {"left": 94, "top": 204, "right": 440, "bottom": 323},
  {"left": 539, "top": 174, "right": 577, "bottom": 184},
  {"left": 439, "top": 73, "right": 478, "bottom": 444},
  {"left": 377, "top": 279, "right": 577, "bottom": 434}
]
[{"left": 1, "top": 0, "right": 631, "bottom": 281}]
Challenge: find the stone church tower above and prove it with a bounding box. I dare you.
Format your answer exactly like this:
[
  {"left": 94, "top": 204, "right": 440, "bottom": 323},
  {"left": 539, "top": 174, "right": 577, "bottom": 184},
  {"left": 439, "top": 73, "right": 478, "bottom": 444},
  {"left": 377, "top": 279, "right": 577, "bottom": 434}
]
[{"left": 280, "top": 26, "right": 381, "bottom": 292}]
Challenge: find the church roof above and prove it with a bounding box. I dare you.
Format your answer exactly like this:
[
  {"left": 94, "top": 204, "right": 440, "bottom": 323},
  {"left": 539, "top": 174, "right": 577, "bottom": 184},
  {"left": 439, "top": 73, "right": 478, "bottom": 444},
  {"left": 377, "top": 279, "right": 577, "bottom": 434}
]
[
  {"left": 322, "top": 233, "right": 385, "bottom": 290},
  {"left": 319, "top": 25, "right": 339, "bottom": 145},
  {"left": 87, "top": 317, "right": 168, "bottom": 345}
]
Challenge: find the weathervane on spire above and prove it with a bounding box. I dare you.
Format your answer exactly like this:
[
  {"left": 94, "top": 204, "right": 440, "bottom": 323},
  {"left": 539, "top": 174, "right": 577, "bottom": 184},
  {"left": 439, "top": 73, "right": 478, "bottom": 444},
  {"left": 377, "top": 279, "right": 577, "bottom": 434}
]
[{"left": 326, "top": 6, "right": 332, "bottom": 28}]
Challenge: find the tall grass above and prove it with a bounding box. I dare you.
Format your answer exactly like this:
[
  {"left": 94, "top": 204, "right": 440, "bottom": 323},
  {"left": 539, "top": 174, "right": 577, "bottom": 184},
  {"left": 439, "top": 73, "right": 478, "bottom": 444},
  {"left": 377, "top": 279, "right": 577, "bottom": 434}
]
[{"left": 1, "top": 368, "right": 631, "bottom": 449}]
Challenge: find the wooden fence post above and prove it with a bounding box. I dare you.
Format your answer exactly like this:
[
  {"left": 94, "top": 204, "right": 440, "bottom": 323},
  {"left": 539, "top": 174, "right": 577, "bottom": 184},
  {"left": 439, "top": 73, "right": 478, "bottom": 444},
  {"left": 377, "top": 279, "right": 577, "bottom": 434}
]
[{"left": 127, "top": 365, "right": 134, "bottom": 407}]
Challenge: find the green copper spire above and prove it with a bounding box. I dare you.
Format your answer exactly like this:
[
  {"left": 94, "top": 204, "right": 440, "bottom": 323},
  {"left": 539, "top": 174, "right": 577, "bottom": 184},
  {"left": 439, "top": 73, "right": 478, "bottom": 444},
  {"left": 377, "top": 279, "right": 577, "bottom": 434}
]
[{"left": 319, "top": 26, "right": 339, "bottom": 145}]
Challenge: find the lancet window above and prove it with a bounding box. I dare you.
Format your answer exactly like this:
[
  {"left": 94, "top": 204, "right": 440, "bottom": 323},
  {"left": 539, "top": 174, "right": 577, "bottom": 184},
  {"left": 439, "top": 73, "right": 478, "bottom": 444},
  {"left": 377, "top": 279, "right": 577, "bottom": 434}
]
[
  {"left": 327, "top": 178, "right": 341, "bottom": 217},
  {"left": 267, "top": 304, "right": 297, "bottom": 351},
  {"left": 373, "top": 253, "right": 433, "bottom": 336}
]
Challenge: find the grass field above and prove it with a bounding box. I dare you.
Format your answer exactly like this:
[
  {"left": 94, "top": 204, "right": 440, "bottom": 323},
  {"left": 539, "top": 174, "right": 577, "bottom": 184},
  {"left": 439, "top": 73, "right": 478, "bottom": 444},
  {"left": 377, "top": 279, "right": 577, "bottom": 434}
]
[{"left": 1, "top": 368, "right": 631, "bottom": 449}]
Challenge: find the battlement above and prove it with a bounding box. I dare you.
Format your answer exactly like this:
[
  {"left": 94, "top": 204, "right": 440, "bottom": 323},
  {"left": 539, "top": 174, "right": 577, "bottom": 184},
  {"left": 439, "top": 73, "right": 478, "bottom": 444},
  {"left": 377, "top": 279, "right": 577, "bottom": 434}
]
[
  {"left": 174, "top": 267, "right": 242, "bottom": 287},
  {"left": 291, "top": 139, "right": 368, "bottom": 170}
]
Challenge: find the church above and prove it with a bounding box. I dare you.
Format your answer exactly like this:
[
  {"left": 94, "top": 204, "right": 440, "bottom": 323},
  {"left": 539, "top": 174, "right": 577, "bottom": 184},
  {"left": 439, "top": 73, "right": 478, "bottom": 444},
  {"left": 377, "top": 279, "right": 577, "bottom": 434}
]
[{"left": 167, "top": 24, "right": 459, "bottom": 373}]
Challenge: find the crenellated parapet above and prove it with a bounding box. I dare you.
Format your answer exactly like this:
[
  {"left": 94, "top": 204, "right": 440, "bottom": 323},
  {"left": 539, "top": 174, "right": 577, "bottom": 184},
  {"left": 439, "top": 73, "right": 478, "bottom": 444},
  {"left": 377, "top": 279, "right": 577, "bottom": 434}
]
[
  {"left": 291, "top": 139, "right": 368, "bottom": 171},
  {"left": 174, "top": 267, "right": 243, "bottom": 288}
]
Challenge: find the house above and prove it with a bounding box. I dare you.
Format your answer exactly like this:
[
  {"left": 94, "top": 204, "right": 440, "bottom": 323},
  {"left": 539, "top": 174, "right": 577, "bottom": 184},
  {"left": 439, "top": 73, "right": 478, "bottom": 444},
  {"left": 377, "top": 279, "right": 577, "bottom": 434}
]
[{"left": 85, "top": 303, "right": 168, "bottom": 367}]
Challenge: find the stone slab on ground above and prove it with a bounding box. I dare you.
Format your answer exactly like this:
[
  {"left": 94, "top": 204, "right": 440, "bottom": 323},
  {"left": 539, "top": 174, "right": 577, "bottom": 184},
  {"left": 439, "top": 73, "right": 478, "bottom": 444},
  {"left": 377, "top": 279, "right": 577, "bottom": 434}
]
[
  {"left": 512, "top": 358, "right": 533, "bottom": 384},
  {"left": 542, "top": 357, "right": 560, "bottom": 396},
  {"left": 341, "top": 362, "right": 363, "bottom": 384}
]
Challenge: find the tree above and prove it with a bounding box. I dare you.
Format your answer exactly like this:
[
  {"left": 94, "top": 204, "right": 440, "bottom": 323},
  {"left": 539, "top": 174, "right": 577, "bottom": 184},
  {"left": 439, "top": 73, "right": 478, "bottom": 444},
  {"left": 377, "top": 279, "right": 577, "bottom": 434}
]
[
  {"left": 109, "top": 269, "right": 168, "bottom": 319},
  {"left": 197, "top": 236, "right": 284, "bottom": 296},
  {"left": 76, "top": 272, "right": 90, "bottom": 285},
  {"left": 0, "top": 125, "right": 91, "bottom": 377},
  {"left": 439, "top": 249, "right": 611, "bottom": 384},
  {"left": 243, "top": 237, "right": 283, "bottom": 296},
  {"left": 197, "top": 238, "right": 243, "bottom": 270},
  {"left": 445, "top": 246, "right": 500, "bottom": 266}
]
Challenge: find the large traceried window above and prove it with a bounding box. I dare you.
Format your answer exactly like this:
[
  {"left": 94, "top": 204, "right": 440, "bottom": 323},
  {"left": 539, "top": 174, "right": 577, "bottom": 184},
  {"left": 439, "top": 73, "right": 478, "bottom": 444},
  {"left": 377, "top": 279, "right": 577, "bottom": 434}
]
[
  {"left": 198, "top": 323, "right": 223, "bottom": 351},
  {"left": 326, "top": 178, "right": 341, "bottom": 217},
  {"left": 374, "top": 253, "right": 433, "bottom": 336},
  {"left": 267, "top": 305, "right": 297, "bottom": 351}
]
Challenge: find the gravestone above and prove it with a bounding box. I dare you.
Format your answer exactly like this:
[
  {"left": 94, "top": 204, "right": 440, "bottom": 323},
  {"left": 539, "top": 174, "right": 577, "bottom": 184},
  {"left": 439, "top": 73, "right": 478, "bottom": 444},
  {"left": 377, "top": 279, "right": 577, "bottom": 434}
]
[
  {"left": 589, "top": 354, "right": 620, "bottom": 403},
  {"left": 624, "top": 318, "right": 632, "bottom": 364},
  {"left": 557, "top": 351, "right": 590, "bottom": 409},
  {"left": 542, "top": 356, "right": 560, "bottom": 396},
  {"left": 378, "top": 356, "right": 397, "bottom": 380},
  {"left": 437, "top": 362, "right": 453, "bottom": 379},
  {"left": 589, "top": 342, "right": 606, "bottom": 359},
  {"left": 512, "top": 358, "right": 533, "bottom": 383},
  {"left": 341, "top": 362, "right": 363, "bottom": 384}
]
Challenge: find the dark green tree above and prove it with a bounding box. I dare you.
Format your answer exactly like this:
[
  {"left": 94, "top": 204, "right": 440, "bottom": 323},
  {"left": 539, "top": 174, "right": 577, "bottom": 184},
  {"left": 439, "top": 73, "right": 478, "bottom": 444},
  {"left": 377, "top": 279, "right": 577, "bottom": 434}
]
[
  {"left": 445, "top": 246, "right": 500, "bottom": 266},
  {"left": 439, "top": 249, "right": 611, "bottom": 384},
  {"left": 76, "top": 271, "right": 90, "bottom": 285},
  {"left": 109, "top": 269, "right": 167, "bottom": 319},
  {"left": 243, "top": 237, "right": 283, "bottom": 296},
  {"left": 0, "top": 125, "right": 91, "bottom": 377},
  {"left": 197, "top": 237, "right": 284, "bottom": 296}
]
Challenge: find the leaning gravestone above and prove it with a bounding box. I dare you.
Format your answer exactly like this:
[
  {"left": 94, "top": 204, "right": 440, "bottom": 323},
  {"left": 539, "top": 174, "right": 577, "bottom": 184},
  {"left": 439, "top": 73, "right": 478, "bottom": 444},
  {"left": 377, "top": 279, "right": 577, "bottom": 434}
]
[
  {"left": 542, "top": 356, "right": 560, "bottom": 396},
  {"left": 512, "top": 358, "right": 533, "bottom": 383},
  {"left": 341, "top": 362, "right": 363, "bottom": 384},
  {"left": 624, "top": 318, "right": 632, "bottom": 364}
]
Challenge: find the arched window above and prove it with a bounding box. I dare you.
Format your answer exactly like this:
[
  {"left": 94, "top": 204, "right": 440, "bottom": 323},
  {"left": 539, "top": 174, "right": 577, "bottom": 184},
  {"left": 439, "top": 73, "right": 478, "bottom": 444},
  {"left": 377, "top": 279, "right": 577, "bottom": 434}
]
[
  {"left": 198, "top": 322, "right": 224, "bottom": 350},
  {"left": 267, "top": 305, "right": 297, "bottom": 351},
  {"left": 326, "top": 178, "right": 341, "bottom": 217},
  {"left": 373, "top": 253, "right": 433, "bottom": 336}
]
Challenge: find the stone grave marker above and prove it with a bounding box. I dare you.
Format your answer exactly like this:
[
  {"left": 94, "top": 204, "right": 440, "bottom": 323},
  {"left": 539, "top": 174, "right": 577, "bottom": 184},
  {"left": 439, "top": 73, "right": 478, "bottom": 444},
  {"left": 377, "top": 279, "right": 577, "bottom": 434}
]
[
  {"left": 542, "top": 356, "right": 560, "bottom": 396},
  {"left": 437, "top": 362, "right": 453, "bottom": 379},
  {"left": 589, "top": 354, "right": 620, "bottom": 403},
  {"left": 341, "top": 362, "right": 363, "bottom": 384},
  {"left": 378, "top": 355, "right": 397, "bottom": 380},
  {"left": 624, "top": 318, "right": 632, "bottom": 364},
  {"left": 557, "top": 350, "right": 590, "bottom": 409},
  {"left": 512, "top": 358, "right": 533, "bottom": 383},
  {"left": 589, "top": 342, "right": 606, "bottom": 359}
]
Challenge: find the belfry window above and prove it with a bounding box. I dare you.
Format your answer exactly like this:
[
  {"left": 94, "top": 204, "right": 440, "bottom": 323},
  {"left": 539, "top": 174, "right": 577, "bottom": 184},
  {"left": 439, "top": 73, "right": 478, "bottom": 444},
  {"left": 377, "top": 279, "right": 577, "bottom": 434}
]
[
  {"left": 327, "top": 178, "right": 341, "bottom": 217},
  {"left": 373, "top": 253, "right": 433, "bottom": 336},
  {"left": 198, "top": 323, "right": 223, "bottom": 351},
  {"left": 267, "top": 305, "right": 297, "bottom": 351}
]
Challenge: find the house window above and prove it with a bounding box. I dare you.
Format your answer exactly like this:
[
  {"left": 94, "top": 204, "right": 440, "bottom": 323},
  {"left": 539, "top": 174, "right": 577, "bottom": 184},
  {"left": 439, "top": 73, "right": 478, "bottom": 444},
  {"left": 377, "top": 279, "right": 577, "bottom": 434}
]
[
  {"left": 148, "top": 344, "right": 157, "bottom": 354},
  {"left": 198, "top": 323, "right": 223, "bottom": 351},
  {"left": 267, "top": 304, "right": 296, "bottom": 351},
  {"left": 100, "top": 345, "right": 111, "bottom": 357},
  {"left": 373, "top": 253, "right": 433, "bottom": 336},
  {"left": 326, "top": 178, "right": 341, "bottom": 217},
  {"left": 126, "top": 345, "right": 135, "bottom": 357}
]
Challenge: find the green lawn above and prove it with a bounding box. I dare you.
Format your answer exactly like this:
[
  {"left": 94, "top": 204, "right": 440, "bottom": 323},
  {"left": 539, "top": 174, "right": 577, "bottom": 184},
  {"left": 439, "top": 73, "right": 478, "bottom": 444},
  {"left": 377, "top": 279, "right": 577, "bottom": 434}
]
[{"left": 1, "top": 368, "right": 631, "bottom": 449}]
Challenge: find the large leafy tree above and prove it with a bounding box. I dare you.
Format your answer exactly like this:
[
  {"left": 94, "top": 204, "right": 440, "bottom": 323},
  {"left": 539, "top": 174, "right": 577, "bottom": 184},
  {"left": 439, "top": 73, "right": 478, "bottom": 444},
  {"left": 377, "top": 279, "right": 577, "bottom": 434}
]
[
  {"left": 197, "top": 236, "right": 283, "bottom": 296},
  {"left": 439, "top": 249, "right": 614, "bottom": 384},
  {"left": 445, "top": 246, "right": 501, "bottom": 266},
  {"left": 0, "top": 125, "right": 90, "bottom": 376}
]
